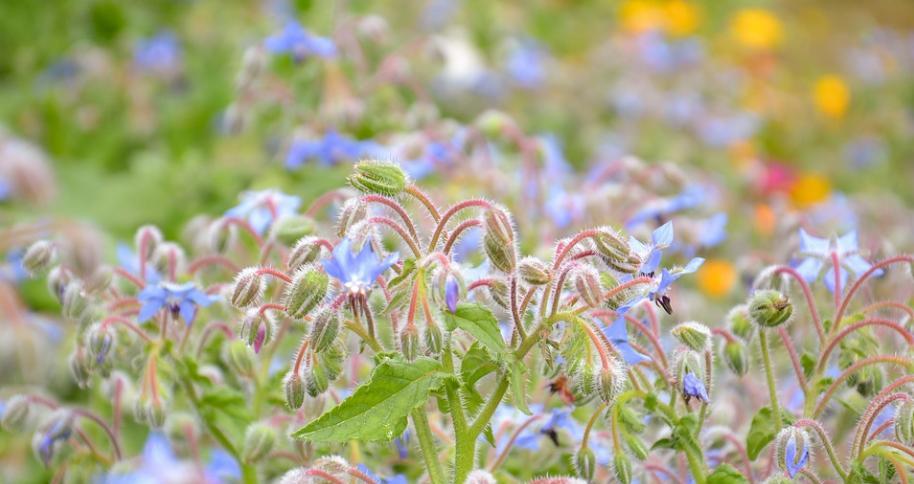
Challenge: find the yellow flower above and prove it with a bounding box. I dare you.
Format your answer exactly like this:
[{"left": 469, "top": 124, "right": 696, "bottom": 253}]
[
  {"left": 813, "top": 75, "right": 850, "bottom": 119},
  {"left": 730, "top": 8, "right": 782, "bottom": 50},
  {"left": 697, "top": 259, "right": 737, "bottom": 298},
  {"left": 663, "top": 0, "right": 700, "bottom": 37},
  {"left": 619, "top": 0, "right": 665, "bottom": 34},
  {"left": 789, "top": 173, "right": 831, "bottom": 209}
]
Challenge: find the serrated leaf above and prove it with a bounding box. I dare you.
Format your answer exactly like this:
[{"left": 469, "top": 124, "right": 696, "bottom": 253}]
[
  {"left": 707, "top": 464, "right": 748, "bottom": 484},
  {"left": 746, "top": 406, "right": 794, "bottom": 460},
  {"left": 292, "top": 357, "right": 442, "bottom": 442},
  {"left": 443, "top": 303, "right": 508, "bottom": 359},
  {"left": 508, "top": 359, "right": 530, "bottom": 415}
]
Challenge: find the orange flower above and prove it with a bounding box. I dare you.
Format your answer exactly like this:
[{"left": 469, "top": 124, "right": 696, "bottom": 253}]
[
  {"left": 730, "top": 8, "right": 782, "bottom": 50},
  {"left": 789, "top": 173, "right": 831, "bottom": 209},
  {"left": 754, "top": 203, "right": 776, "bottom": 236},
  {"left": 813, "top": 75, "right": 850, "bottom": 119},
  {"left": 697, "top": 259, "right": 737, "bottom": 298}
]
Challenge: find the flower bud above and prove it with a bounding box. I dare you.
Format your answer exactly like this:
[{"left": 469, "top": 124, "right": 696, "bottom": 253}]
[
  {"left": 518, "top": 257, "right": 551, "bottom": 285},
  {"left": 722, "top": 340, "right": 749, "bottom": 376},
  {"left": 304, "top": 364, "right": 329, "bottom": 397},
  {"left": 271, "top": 215, "right": 315, "bottom": 246},
  {"left": 484, "top": 207, "right": 515, "bottom": 247},
  {"left": 625, "top": 434, "right": 650, "bottom": 460},
  {"left": 87, "top": 324, "right": 114, "bottom": 366},
  {"left": 749, "top": 290, "right": 792, "bottom": 328},
  {"left": 618, "top": 405, "right": 646, "bottom": 434},
  {"left": 33, "top": 409, "right": 75, "bottom": 467},
  {"left": 574, "top": 266, "right": 604, "bottom": 308},
  {"left": 85, "top": 266, "right": 113, "bottom": 294},
  {"left": 336, "top": 198, "right": 368, "bottom": 238},
  {"left": 573, "top": 447, "right": 596, "bottom": 481},
  {"left": 613, "top": 452, "right": 633, "bottom": 484},
  {"left": 572, "top": 367, "right": 598, "bottom": 403},
  {"left": 424, "top": 323, "right": 443, "bottom": 355},
  {"left": 288, "top": 237, "right": 324, "bottom": 271},
  {"left": 242, "top": 423, "right": 277, "bottom": 464},
  {"left": 486, "top": 278, "right": 511, "bottom": 310},
  {"left": 69, "top": 350, "right": 91, "bottom": 388},
  {"left": 483, "top": 208, "right": 516, "bottom": 273},
  {"left": 150, "top": 242, "right": 186, "bottom": 277},
  {"left": 145, "top": 399, "right": 166, "bottom": 428},
  {"left": 2, "top": 395, "right": 30, "bottom": 431},
  {"left": 309, "top": 308, "right": 340, "bottom": 353},
  {"left": 593, "top": 228, "right": 630, "bottom": 265},
  {"left": 284, "top": 371, "right": 305, "bottom": 409},
  {"left": 726, "top": 304, "right": 754, "bottom": 340},
  {"left": 775, "top": 427, "right": 810, "bottom": 478},
  {"left": 483, "top": 234, "right": 516, "bottom": 274},
  {"left": 348, "top": 160, "right": 408, "bottom": 197},
  {"left": 22, "top": 240, "right": 55, "bottom": 275},
  {"left": 47, "top": 266, "right": 70, "bottom": 302},
  {"left": 670, "top": 321, "right": 712, "bottom": 352},
  {"left": 597, "top": 362, "right": 625, "bottom": 404},
  {"left": 285, "top": 266, "right": 329, "bottom": 319},
  {"left": 611, "top": 253, "right": 642, "bottom": 275},
  {"left": 445, "top": 275, "right": 460, "bottom": 313},
  {"left": 400, "top": 325, "right": 420, "bottom": 361},
  {"left": 62, "top": 282, "right": 92, "bottom": 325},
  {"left": 225, "top": 339, "right": 256, "bottom": 377},
  {"left": 895, "top": 401, "right": 914, "bottom": 445},
  {"left": 230, "top": 267, "right": 264, "bottom": 309},
  {"left": 134, "top": 225, "right": 163, "bottom": 261},
  {"left": 241, "top": 311, "right": 275, "bottom": 354}
]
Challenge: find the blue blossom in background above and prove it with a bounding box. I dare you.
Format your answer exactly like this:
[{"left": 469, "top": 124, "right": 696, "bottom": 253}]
[
  {"left": 134, "top": 32, "right": 182, "bottom": 74},
  {"left": 636, "top": 32, "right": 703, "bottom": 73},
  {"left": 0, "top": 178, "right": 10, "bottom": 202},
  {"left": 265, "top": 20, "right": 336, "bottom": 59},
  {"left": 625, "top": 186, "right": 706, "bottom": 230},
  {"left": 357, "top": 464, "right": 409, "bottom": 484},
  {"left": 102, "top": 432, "right": 239, "bottom": 483},
  {"left": 545, "top": 187, "right": 586, "bottom": 229},
  {"left": 0, "top": 249, "right": 28, "bottom": 284},
  {"left": 696, "top": 212, "right": 727, "bottom": 249},
  {"left": 844, "top": 136, "right": 887, "bottom": 169},
  {"left": 285, "top": 131, "right": 380, "bottom": 169},
  {"left": 225, "top": 189, "right": 302, "bottom": 235},
  {"left": 512, "top": 407, "right": 582, "bottom": 451},
  {"left": 681, "top": 372, "right": 709, "bottom": 403},
  {"left": 603, "top": 317, "right": 651, "bottom": 365},
  {"left": 117, "top": 243, "right": 160, "bottom": 283},
  {"left": 506, "top": 39, "right": 547, "bottom": 89},
  {"left": 323, "top": 238, "right": 398, "bottom": 295},
  {"left": 794, "top": 229, "right": 880, "bottom": 293},
  {"left": 696, "top": 112, "right": 759, "bottom": 148},
  {"left": 137, "top": 282, "right": 217, "bottom": 324}
]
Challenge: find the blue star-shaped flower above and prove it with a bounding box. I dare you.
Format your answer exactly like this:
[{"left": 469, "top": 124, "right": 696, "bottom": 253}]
[
  {"left": 225, "top": 189, "right": 302, "bottom": 235},
  {"left": 322, "top": 238, "right": 398, "bottom": 295},
  {"left": 137, "top": 282, "right": 217, "bottom": 325},
  {"left": 264, "top": 21, "right": 336, "bottom": 60},
  {"left": 784, "top": 432, "right": 810, "bottom": 478},
  {"left": 603, "top": 317, "right": 650, "bottom": 365},
  {"left": 682, "top": 372, "right": 709, "bottom": 403},
  {"left": 625, "top": 186, "right": 706, "bottom": 230},
  {"left": 794, "top": 229, "right": 880, "bottom": 293}
]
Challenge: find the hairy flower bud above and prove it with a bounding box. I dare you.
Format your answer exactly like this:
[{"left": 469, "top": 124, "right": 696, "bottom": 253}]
[
  {"left": 33, "top": 409, "right": 75, "bottom": 467},
  {"left": 134, "top": 225, "right": 163, "bottom": 261},
  {"left": 304, "top": 364, "right": 329, "bottom": 397},
  {"left": 573, "top": 447, "right": 596, "bottom": 481},
  {"left": 62, "top": 282, "right": 92, "bottom": 326},
  {"left": 483, "top": 234, "right": 516, "bottom": 274},
  {"left": 309, "top": 308, "right": 340, "bottom": 353},
  {"left": 2, "top": 395, "right": 30, "bottom": 431},
  {"left": 288, "top": 237, "right": 324, "bottom": 271},
  {"left": 69, "top": 351, "right": 91, "bottom": 388},
  {"left": 749, "top": 290, "right": 792, "bottom": 328},
  {"left": 726, "top": 304, "right": 754, "bottom": 341},
  {"left": 518, "top": 257, "right": 551, "bottom": 285},
  {"left": 151, "top": 242, "right": 186, "bottom": 277},
  {"left": 240, "top": 310, "right": 274, "bottom": 353},
  {"left": 487, "top": 278, "right": 511, "bottom": 310},
  {"left": 284, "top": 371, "right": 305, "bottom": 409},
  {"left": 271, "top": 215, "right": 315, "bottom": 246},
  {"left": 613, "top": 452, "right": 633, "bottom": 484},
  {"left": 597, "top": 362, "right": 625, "bottom": 404},
  {"left": 285, "top": 266, "right": 329, "bottom": 319},
  {"left": 400, "top": 325, "right": 420, "bottom": 361},
  {"left": 775, "top": 427, "right": 811, "bottom": 478},
  {"left": 225, "top": 339, "right": 256, "bottom": 377},
  {"left": 336, "top": 198, "right": 368, "bottom": 238},
  {"left": 895, "top": 401, "right": 914, "bottom": 445},
  {"left": 722, "top": 340, "right": 749, "bottom": 376},
  {"left": 22, "top": 240, "right": 55, "bottom": 275},
  {"left": 424, "top": 323, "right": 443, "bottom": 355},
  {"left": 47, "top": 266, "right": 70, "bottom": 302},
  {"left": 444, "top": 274, "right": 460, "bottom": 313},
  {"left": 574, "top": 266, "right": 604, "bottom": 308},
  {"left": 231, "top": 267, "right": 264, "bottom": 309},
  {"left": 87, "top": 324, "right": 114, "bottom": 367},
  {"left": 625, "top": 434, "right": 650, "bottom": 460},
  {"left": 572, "top": 367, "right": 598, "bottom": 403},
  {"left": 145, "top": 400, "right": 166, "bottom": 428},
  {"left": 483, "top": 208, "right": 516, "bottom": 273},
  {"left": 593, "top": 228, "right": 631, "bottom": 267},
  {"left": 671, "top": 321, "right": 712, "bottom": 352},
  {"left": 242, "top": 422, "right": 277, "bottom": 464},
  {"left": 348, "top": 160, "right": 408, "bottom": 197}
]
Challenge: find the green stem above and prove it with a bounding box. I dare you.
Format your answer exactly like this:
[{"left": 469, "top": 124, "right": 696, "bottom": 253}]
[
  {"left": 759, "top": 330, "right": 782, "bottom": 431},
  {"left": 454, "top": 432, "right": 476, "bottom": 484},
  {"left": 412, "top": 409, "right": 446, "bottom": 484},
  {"left": 684, "top": 445, "right": 707, "bottom": 484}
]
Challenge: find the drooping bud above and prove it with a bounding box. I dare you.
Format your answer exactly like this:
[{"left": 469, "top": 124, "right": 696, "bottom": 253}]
[
  {"left": 518, "top": 257, "right": 551, "bottom": 285},
  {"left": 348, "top": 160, "right": 408, "bottom": 197},
  {"left": 284, "top": 371, "right": 305, "bottom": 410},
  {"left": 572, "top": 367, "right": 598, "bottom": 403},
  {"left": 895, "top": 401, "right": 914, "bottom": 445},
  {"left": 726, "top": 304, "right": 754, "bottom": 340},
  {"left": 625, "top": 434, "right": 650, "bottom": 460},
  {"left": 670, "top": 321, "right": 712, "bottom": 352},
  {"left": 597, "top": 361, "right": 625, "bottom": 404},
  {"left": 486, "top": 278, "right": 511, "bottom": 310},
  {"left": 1, "top": 395, "right": 30, "bottom": 431},
  {"left": 225, "top": 339, "right": 256, "bottom": 377},
  {"left": 445, "top": 275, "right": 460, "bottom": 313},
  {"left": 749, "top": 290, "right": 793, "bottom": 328},
  {"left": 574, "top": 266, "right": 604, "bottom": 308},
  {"left": 482, "top": 208, "right": 516, "bottom": 273},
  {"left": 613, "top": 452, "right": 633, "bottom": 484},
  {"left": 241, "top": 310, "right": 275, "bottom": 354},
  {"left": 62, "top": 282, "right": 92, "bottom": 325},
  {"left": 775, "top": 427, "right": 811, "bottom": 478},
  {"left": 134, "top": 225, "right": 163, "bottom": 261},
  {"left": 424, "top": 323, "right": 443, "bottom": 355},
  {"left": 33, "top": 409, "right": 75, "bottom": 467},
  {"left": 47, "top": 266, "right": 70, "bottom": 302},
  {"left": 573, "top": 447, "right": 596, "bottom": 481},
  {"left": 304, "top": 363, "right": 329, "bottom": 397},
  {"left": 270, "top": 215, "right": 315, "bottom": 246},
  {"left": 400, "top": 325, "right": 420, "bottom": 361},
  {"left": 593, "top": 228, "right": 631, "bottom": 269},
  {"left": 150, "top": 242, "right": 186, "bottom": 277},
  {"left": 288, "top": 237, "right": 324, "bottom": 271},
  {"left": 242, "top": 422, "right": 277, "bottom": 464},
  {"left": 722, "top": 340, "right": 749, "bottom": 376},
  {"left": 336, "top": 198, "right": 368, "bottom": 238},
  {"left": 284, "top": 266, "right": 329, "bottom": 318},
  {"left": 69, "top": 350, "right": 91, "bottom": 388},
  {"left": 145, "top": 399, "right": 166, "bottom": 428},
  {"left": 309, "top": 308, "right": 340, "bottom": 353},
  {"left": 230, "top": 267, "right": 264, "bottom": 309},
  {"left": 84, "top": 266, "right": 113, "bottom": 294},
  {"left": 87, "top": 324, "right": 115, "bottom": 367},
  {"left": 22, "top": 240, "right": 55, "bottom": 275}
]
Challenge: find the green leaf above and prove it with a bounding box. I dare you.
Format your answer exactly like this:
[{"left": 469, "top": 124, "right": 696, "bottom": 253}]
[
  {"left": 292, "top": 357, "right": 442, "bottom": 442},
  {"left": 461, "top": 343, "right": 498, "bottom": 387},
  {"left": 746, "top": 406, "right": 794, "bottom": 460},
  {"left": 443, "top": 303, "right": 508, "bottom": 359},
  {"left": 707, "top": 464, "right": 749, "bottom": 484},
  {"left": 801, "top": 352, "right": 816, "bottom": 378},
  {"left": 508, "top": 359, "right": 531, "bottom": 415}
]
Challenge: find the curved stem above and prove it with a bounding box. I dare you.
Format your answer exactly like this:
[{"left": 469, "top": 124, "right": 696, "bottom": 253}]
[
  {"left": 854, "top": 393, "right": 911, "bottom": 459},
  {"left": 794, "top": 418, "right": 847, "bottom": 480},
  {"left": 405, "top": 185, "right": 441, "bottom": 222},
  {"left": 817, "top": 318, "right": 914, "bottom": 373},
  {"left": 489, "top": 415, "right": 542, "bottom": 471},
  {"left": 833, "top": 256, "right": 913, "bottom": 335},
  {"left": 813, "top": 355, "right": 914, "bottom": 417},
  {"left": 771, "top": 266, "right": 824, "bottom": 342},
  {"left": 361, "top": 194, "right": 420, "bottom": 242},
  {"left": 778, "top": 327, "right": 808, "bottom": 395},
  {"left": 71, "top": 409, "right": 122, "bottom": 461},
  {"left": 255, "top": 267, "right": 292, "bottom": 284},
  {"left": 442, "top": 219, "right": 483, "bottom": 255},
  {"left": 509, "top": 275, "right": 527, "bottom": 340},
  {"left": 427, "top": 198, "right": 492, "bottom": 252},
  {"left": 366, "top": 216, "right": 422, "bottom": 257}
]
